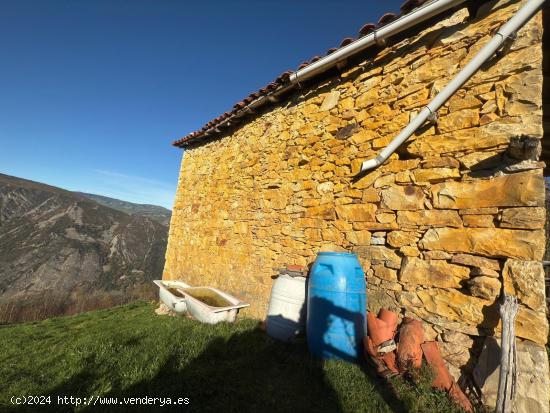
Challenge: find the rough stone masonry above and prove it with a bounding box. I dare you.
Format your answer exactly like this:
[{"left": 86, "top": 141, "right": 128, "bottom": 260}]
[{"left": 164, "top": 1, "right": 549, "bottom": 409}]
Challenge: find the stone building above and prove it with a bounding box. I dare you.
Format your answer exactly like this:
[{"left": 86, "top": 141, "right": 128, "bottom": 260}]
[{"left": 164, "top": 0, "right": 549, "bottom": 409}]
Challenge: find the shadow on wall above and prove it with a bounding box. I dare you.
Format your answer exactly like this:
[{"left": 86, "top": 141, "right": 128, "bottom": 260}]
[
  {"left": 466, "top": 136, "right": 544, "bottom": 178},
  {"left": 458, "top": 290, "right": 502, "bottom": 399}
]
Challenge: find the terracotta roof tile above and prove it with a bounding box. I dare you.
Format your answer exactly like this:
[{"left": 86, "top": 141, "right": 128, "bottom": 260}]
[
  {"left": 358, "top": 23, "right": 377, "bottom": 37},
  {"left": 401, "top": 0, "right": 426, "bottom": 13},
  {"left": 378, "top": 13, "right": 399, "bottom": 26},
  {"left": 339, "top": 37, "right": 355, "bottom": 47},
  {"left": 173, "top": 0, "right": 436, "bottom": 147}
]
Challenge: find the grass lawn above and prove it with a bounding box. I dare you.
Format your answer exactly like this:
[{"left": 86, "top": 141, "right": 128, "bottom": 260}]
[{"left": 0, "top": 301, "right": 467, "bottom": 413}]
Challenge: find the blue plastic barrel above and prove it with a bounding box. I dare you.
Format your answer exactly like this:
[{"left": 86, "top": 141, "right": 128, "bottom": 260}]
[{"left": 307, "top": 251, "right": 366, "bottom": 362}]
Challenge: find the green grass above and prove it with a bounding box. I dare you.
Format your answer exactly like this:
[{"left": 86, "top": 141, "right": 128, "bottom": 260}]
[{"left": 0, "top": 301, "right": 467, "bottom": 413}]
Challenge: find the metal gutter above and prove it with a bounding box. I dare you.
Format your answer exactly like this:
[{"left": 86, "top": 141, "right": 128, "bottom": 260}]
[
  {"left": 181, "top": 0, "right": 469, "bottom": 146},
  {"left": 289, "top": 0, "right": 467, "bottom": 84},
  {"left": 360, "top": 0, "right": 546, "bottom": 172}
]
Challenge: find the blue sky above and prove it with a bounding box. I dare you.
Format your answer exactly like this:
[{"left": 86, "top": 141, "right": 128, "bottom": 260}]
[{"left": 0, "top": 0, "right": 404, "bottom": 209}]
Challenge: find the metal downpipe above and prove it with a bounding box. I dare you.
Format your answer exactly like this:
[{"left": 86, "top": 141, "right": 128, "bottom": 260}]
[{"left": 360, "top": 0, "right": 546, "bottom": 172}]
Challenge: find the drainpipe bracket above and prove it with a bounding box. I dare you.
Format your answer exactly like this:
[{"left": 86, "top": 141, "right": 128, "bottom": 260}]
[
  {"left": 496, "top": 31, "right": 517, "bottom": 56},
  {"left": 374, "top": 31, "right": 387, "bottom": 47},
  {"left": 426, "top": 109, "right": 438, "bottom": 124}
]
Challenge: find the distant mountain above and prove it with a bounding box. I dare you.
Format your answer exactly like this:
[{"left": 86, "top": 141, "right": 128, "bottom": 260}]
[
  {"left": 0, "top": 173, "right": 168, "bottom": 323},
  {"left": 76, "top": 192, "right": 171, "bottom": 226}
]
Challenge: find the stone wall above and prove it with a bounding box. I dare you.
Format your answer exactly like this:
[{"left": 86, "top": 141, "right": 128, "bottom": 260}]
[{"left": 164, "top": 0, "right": 548, "bottom": 401}]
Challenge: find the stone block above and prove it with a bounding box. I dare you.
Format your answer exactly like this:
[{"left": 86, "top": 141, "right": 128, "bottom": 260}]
[
  {"left": 502, "top": 259, "right": 545, "bottom": 311},
  {"left": 419, "top": 228, "right": 544, "bottom": 260},
  {"left": 333, "top": 220, "right": 352, "bottom": 232},
  {"left": 500, "top": 207, "right": 545, "bottom": 229},
  {"left": 407, "top": 125, "right": 525, "bottom": 157},
  {"left": 473, "top": 338, "right": 550, "bottom": 413},
  {"left": 417, "top": 287, "right": 547, "bottom": 345},
  {"left": 416, "top": 288, "right": 492, "bottom": 329},
  {"left": 458, "top": 151, "right": 501, "bottom": 170},
  {"left": 458, "top": 207, "right": 499, "bottom": 215},
  {"left": 361, "top": 187, "right": 380, "bottom": 203},
  {"left": 342, "top": 189, "right": 362, "bottom": 199},
  {"left": 470, "top": 267, "right": 500, "bottom": 278},
  {"left": 421, "top": 157, "right": 459, "bottom": 169},
  {"left": 304, "top": 228, "right": 322, "bottom": 242},
  {"left": 373, "top": 265, "right": 398, "bottom": 281},
  {"left": 396, "top": 210, "right": 462, "bottom": 227},
  {"left": 376, "top": 212, "right": 396, "bottom": 224},
  {"left": 400, "top": 245, "right": 420, "bottom": 257},
  {"left": 400, "top": 257, "right": 470, "bottom": 288},
  {"left": 423, "top": 250, "right": 452, "bottom": 260},
  {"left": 353, "top": 222, "right": 398, "bottom": 231},
  {"left": 467, "top": 276, "right": 501, "bottom": 300},
  {"left": 370, "top": 236, "right": 385, "bottom": 245},
  {"left": 374, "top": 174, "right": 395, "bottom": 188},
  {"left": 350, "top": 129, "right": 377, "bottom": 145},
  {"left": 412, "top": 168, "right": 460, "bottom": 183},
  {"left": 431, "top": 171, "right": 544, "bottom": 209},
  {"left": 335, "top": 204, "right": 377, "bottom": 222},
  {"left": 436, "top": 109, "right": 479, "bottom": 133},
  {"left": 441, "top": 331, "right": 473, "bottom": 348},
  {"left": 387, "top": 230, "right": 419, "bottom": 248},
  {"left": 462, "top": 214, "right": 494, "bottom": 228},
  {"left": 305, "top": 205, "right": 336, "bottom": 220},
  {"left": 448, "top": 95, "right": 483, "bottom": 112},
  {"left": 380, "top": 159, "right": 420, "bottom": 173},
  {"left": 319, "top": 91, "right": 340, "bottom": 111},
  {"left": 346, "top": 230, "right": 372, "bottom": 246},
  {"left": 352, "top": 170, "right": 381, "bottom": 189},
  {"left": 380, "top": 185, "right": 426, "bottom": 211},
  {"left": 354, "top": 245, "right": 402, "bottom": 269},
  {"left": 514, "top": 304, "right": 549, "bottom": 345},
  {"left": 316, "top": 181, "right": 334, "bottom": 195},
  {"left": 450, "top": 254, "right": 500, "bottom": 271},
  {"left": 321, "top": 227, "right": 343, "bottom": 243}
]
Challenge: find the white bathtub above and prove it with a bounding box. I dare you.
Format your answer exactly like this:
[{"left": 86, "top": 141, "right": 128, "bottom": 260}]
[
  {"left": 153, "top": 280, "right": 190, "bottom": 314},
  {"left": 153, "top": 281, "right": 249, "bottom": 324},
  {"left": 184, "top": 286, "right": 249, "bottom": 324}
]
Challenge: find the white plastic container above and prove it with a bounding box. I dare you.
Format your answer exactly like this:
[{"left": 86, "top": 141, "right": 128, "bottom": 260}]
[
  {"left": 266, "top": 275, "right": 307, "bottom": 342},
  {"left": 184, "top": 286, "right": 249, "bottom": 324},
  {"left": 153, "top": 280, "right": 190, "bottom": 314}
]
